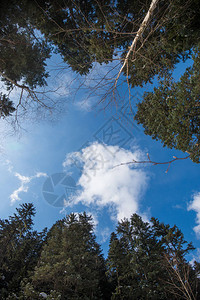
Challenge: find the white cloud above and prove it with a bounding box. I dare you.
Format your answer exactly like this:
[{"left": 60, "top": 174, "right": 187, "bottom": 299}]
[
  {"left": 74, "top": 97, "right": 95, "bottom": 112},
  {"left": 188, "top": 192, "right": 200, "bottom": 237},
  {"left": 4, "top": 159, "right": 14, "bottom": 173},
  {"left": 10, "top": 171, "right": 47, "bottom": 205},
  {"left": 15, "top": 172, "right": 31, "bottom": 184},
  {"left": 63, "top": 142, "right": 148, "bottom": 221},
  {"left": 73, "top": 61, "right": 120, "bottom": 112},
  {"left": 48, "top": 72, "right": 72, "bottom": 99},
  {"left": 35, "top": 172, "right": 48, "bottom": 178},
  {"left": 189, "top": 248, "right": 200, "bottom": 266},
  {"left": 99, "top": 227, "right": 112, "bottom": 243}
]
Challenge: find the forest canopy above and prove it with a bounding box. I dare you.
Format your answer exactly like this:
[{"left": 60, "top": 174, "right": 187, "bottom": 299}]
[{"left": 0, "top": 0, "right": 200, "bottom": 161}]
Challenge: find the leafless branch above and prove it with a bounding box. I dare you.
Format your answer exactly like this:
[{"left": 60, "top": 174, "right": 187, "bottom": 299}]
[
  {"left": 163, "top": 254, "right": 197, "bottom": 300},
  {"left": 113, "top": 153, "right": 190, "bottom": 173}
]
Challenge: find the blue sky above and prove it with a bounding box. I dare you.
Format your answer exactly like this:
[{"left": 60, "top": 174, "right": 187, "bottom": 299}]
[{"left": 0, "top": 57, "right": 200, "bottom": 259}]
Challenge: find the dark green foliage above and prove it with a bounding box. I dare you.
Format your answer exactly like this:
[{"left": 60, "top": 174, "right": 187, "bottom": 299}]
[
  {"left": 0, "top": 204, "right": 200, "bottom": 299},
  {"left": 25, "top": 0, "right": 199, "bottom": 84},
  {"left": 2, "top": 0, "right": 199, "bottom": 84},
  {"left": 0, "top": 203, "right": 47, "bottom": 299},
  {"left": 123, "top": 0, "right": 200, "bottom": 87},
  {"left": 107, "top": 214, "right": 199, "bottom": 299},
  {"left": 29, "top": 212, "right": 108, "bottom": 300},
  {"left": 0, "top": 94, "right": 15, "bottom": 118},
  {"left": 0, "top": 0, "right": 51, "bottom": 118},
  {"left": 26, "top": 0, "right": 117, "bottom": 75},
  {"left": 32, "top": 0, "right": 200, "bottom": 85},
  {"left": 0, "top": 1, "right": 50, "bottom": 89},
  {"left": 1, "top": 0, "right": 200, "bottom": 146},
  {"left": 135, "top": 45, "right": 200, "bottom": 163}
]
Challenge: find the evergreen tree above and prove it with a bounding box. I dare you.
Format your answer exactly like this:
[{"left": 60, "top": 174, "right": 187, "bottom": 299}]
[
  {"left": 28, "top": 212, "right": 108, "bottom": 300},
  {"left": 1, "top": 204, "right": 200, "bottom": 299},
  {"left": 125, "top": 0, "right": 200, "bottom": 87},
  {"left": 135, "top": 44, "right": 200, "bottom": 163},
  {"left": 0, "top": 1, "right": 50, "bottom": 89},
  {"left": 3, "top": 0, "right": 199, "bottom": 83},
  {"left": 0, "top": 0, "right": 51, "bottom": 118},
  {"left": 0, "top": 203, "right": 46, "bottom": 299},
  {"left": 1, "top": 0, "right": 200, "bottom": 123},
  {"left": 28, "top": 0, "right": 200, "bottom": 86},
  {"left": 0, "top": 94, "right": 15, "bottom": 118},
  {"left": 107, "top": 214, "right": 200, "bottom": 299},
  {"left": 25, "top": 0, "right": 116, "bottom": 75}
]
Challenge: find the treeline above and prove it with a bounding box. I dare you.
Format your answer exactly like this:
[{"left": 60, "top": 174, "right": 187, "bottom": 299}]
[{"left": 0, "top": 203, "right": 199, "bottom": 299}]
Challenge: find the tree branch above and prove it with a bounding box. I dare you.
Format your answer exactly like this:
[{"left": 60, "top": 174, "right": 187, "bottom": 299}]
[
  {"left": 114, "top": 0, "right": 159, "bottom": 89},
  {"left": 113, "top": 153, "right": 190, "bottom": 173}
]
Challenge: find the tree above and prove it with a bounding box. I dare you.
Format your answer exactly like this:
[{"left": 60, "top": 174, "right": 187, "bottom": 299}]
[
  {"left": 0, "top": 203, "right": 46, "bottom": 299},
  {"left": 1, "top": 204, "right": 200, "bottom": 299},
  {"left": 1, "top": 0, "right": 200, "bottom": 167},
  {"left": 1, "top": 0, "right": 200, "bottom": 124},
  {"left": 163, "top": 253, "right": 200, "bottom": 299},
  {"left": 123, "top": 0, "right": 200, "bottom": 87},
  {"left": 29, "top": 0, "right": 200, "bottom": 80},
  {"left": 28, "top": 0, "right": 116, "bottom": 75},
  {"left": 27, "top": 0, "right": 200, "bottom": 93},
  {"left": 135, "top": 44, "right": 200, "bottom": 163},
  {"left": 107, "top": 213, "right": 200, "bottom": 299},
  {"left": 0, "top": 0, "right": 51, "bottom": 121},
  {"left": 28, "top": 212, "right": 109, "bottom": 300},
  {"left": 0, "top": 93, "right": 15, "bottom": 118}
]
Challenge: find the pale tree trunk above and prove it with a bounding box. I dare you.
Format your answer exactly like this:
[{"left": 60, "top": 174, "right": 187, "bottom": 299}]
[{"left": 114, "top": 0, "right": 159, "bottom": 87}]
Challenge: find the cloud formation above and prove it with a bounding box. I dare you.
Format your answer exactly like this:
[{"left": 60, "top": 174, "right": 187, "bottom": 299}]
[
  {"left": 188, "top": 192, "right": 200, "bottom": 237},
  {"left": 74, "top": 97, "right": 94, "bottom": 112},
  {"left": 63, "top": 142, "right": 148, "bottom": 221},
  {"left": 10, "top": 172, "right": 47, "bottom": 205}
]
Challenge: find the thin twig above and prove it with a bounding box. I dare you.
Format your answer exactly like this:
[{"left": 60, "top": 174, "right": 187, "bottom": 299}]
[{"left": 113, "top": 153, "right": 190, "bottom": 173}]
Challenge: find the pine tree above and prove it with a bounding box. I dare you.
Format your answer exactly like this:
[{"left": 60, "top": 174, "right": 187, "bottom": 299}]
[
  {"left": 4, "top": 0, "right": 198, "bottom": 82},
  {"left": 0, "top": 203, "right": 46, "bottom": 299},
  {"left": 25, "top": 0, "right": 116, "bottom": 75},
  {"left": 27, "top": 0, "right": 200, "bottom": 86},
  {"left": 29, "top": 212, "right": 108, "bottom": 300},
  {"left": 1, "top": 0, "right": 200, "bottom": 122},
  {"left": 0, "top": 1, "right": 50, "bottom": 89},
  {"left": 107, "top": 213, "right": 200, "bottom": 299},
  {"left": 0, "top": 94, "right": 15, "bottom": 118},
  {"left": 135, "top": 44, "right": 200, "bottom": 163},
  {"left": 0, "top": 0, "right": 51, "bottom": 119}
]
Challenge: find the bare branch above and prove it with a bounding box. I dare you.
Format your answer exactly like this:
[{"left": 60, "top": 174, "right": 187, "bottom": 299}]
[
  {"left": 164, "top": 254, "right": 196, "bottom": 300},
  {"left": 113, "top": 153, "right": 190, "bottom": 173}
]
